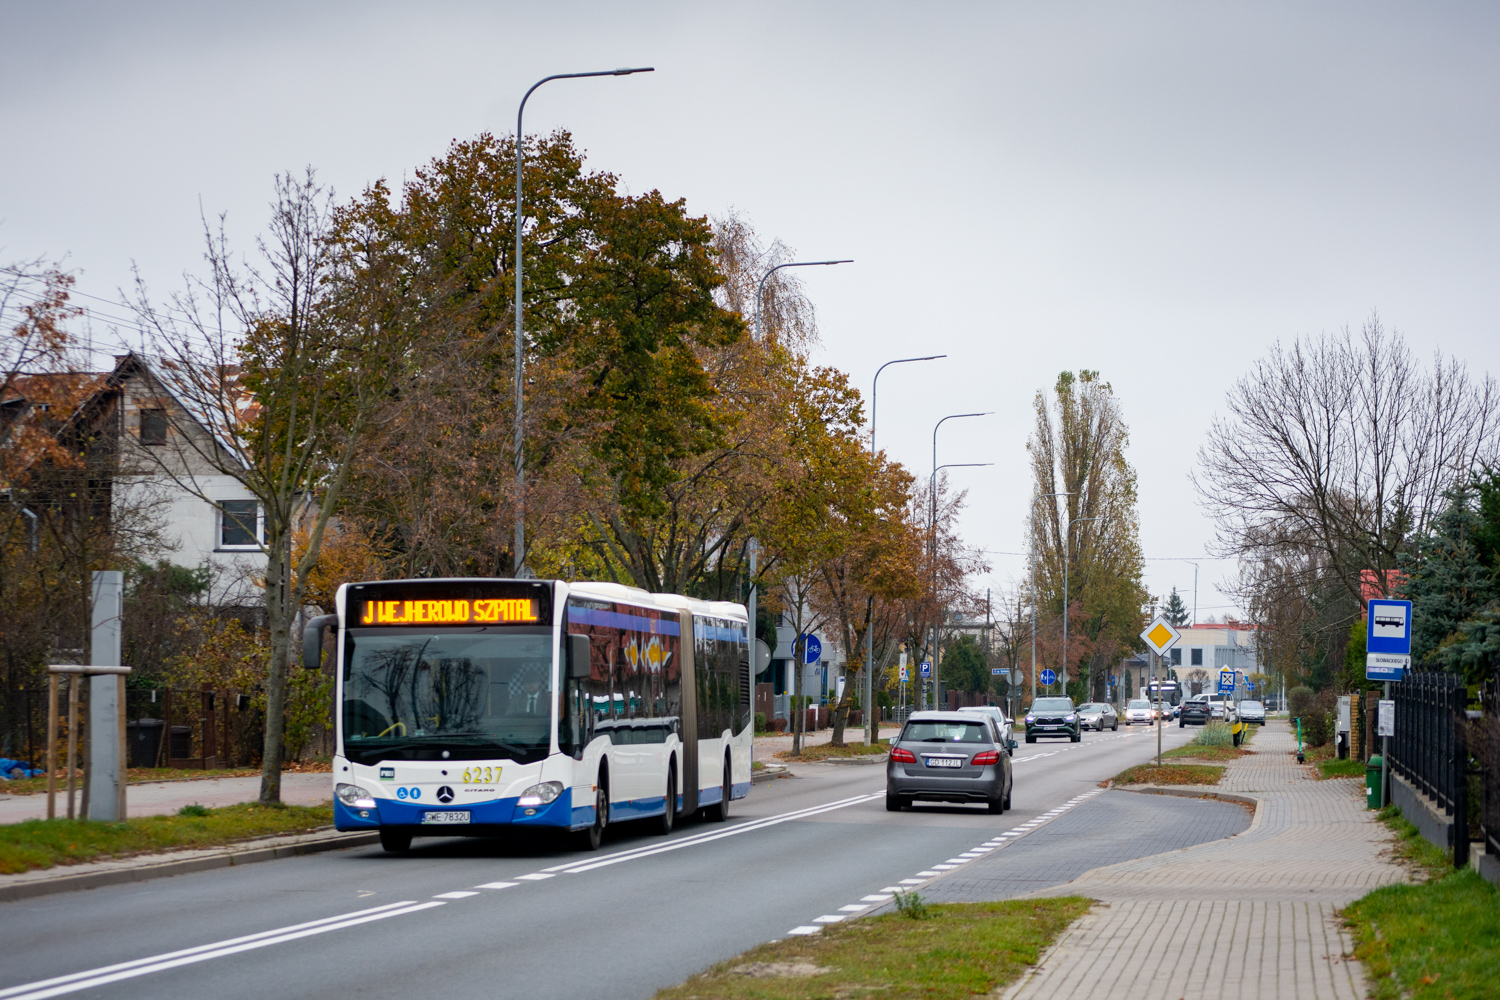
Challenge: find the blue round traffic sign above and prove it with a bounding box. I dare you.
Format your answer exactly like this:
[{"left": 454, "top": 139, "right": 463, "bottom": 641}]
[
  {"left": 1039, "top": 669, "right": 1057, "bottom": 686},
  {"left": 802, "top": 634, "right": 822, "bottom": 664}
]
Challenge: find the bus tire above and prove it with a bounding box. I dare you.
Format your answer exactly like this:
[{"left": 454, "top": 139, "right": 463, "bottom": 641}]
[
  {"left": 379, "top": 827, "right": 412, "bottom": 853},
  {"left": 656, "top": 763, "right": 676, "bottom": 836},
  {"left": 707, "top": 759, "right": 731, "bottom": 823},
  {"left": 578, "top": 773, "right": 609, "bottom": 851}
]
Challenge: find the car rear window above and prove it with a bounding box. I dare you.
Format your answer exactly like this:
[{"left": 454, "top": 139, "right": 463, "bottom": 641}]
[{"left": 900, "top": 721, "right": 992, "bottom": 744}]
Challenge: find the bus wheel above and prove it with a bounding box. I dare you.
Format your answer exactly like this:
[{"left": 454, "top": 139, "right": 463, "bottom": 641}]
[
  {"left": 578, "top": 780, "right": 608, "bottom": 851},
  {"left": 707, "top": 760, "right": 731, "bottom": 822},
  {"left": 656, "top": 766, "right": 676, "bottom": 836},
  {"left": 379, "top": 827, "right": 412, "bottom": 853}
]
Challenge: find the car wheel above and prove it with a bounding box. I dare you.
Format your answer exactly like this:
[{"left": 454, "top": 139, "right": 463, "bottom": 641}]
[
  {"left": 1071, "top": 731, "right": 1081, "bottom": 743},
  {"left": 1179, "top": 719, "right": 1185, "bottom": 728},
  {"left": 886, "top": 791, "right": 903, "bottom": 812},
  {"left": 655, "top": 765, "right": 676, "bottom": 836},
  {"left": 1025, "top": 733, "right": 1035, "bottom": 744},
  {"left": 378, "top": 827, "right": 412, "bottom": 853},
  {"left": 987, "top": 794, "right": 1005, "bottom": 814},
  {"left": 1113, "top": 720, "right": 1118, "bottom": 731},
  {"left": 1002, "top": 777, "right": 1012, "bottom": 810}
]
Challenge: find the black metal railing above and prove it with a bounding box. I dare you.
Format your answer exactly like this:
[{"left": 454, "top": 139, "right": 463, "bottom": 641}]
[
  {"left": 1479, "top": 673, "right": 1500, "bottom": 867},
  {"left": 1390, "top": 670, "right": 1469, "bottom": 867}
]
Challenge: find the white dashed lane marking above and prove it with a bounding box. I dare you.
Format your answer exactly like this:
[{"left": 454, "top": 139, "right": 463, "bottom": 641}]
[{"left": 781, "top": 788, "right": 1107, "bottom": 937}]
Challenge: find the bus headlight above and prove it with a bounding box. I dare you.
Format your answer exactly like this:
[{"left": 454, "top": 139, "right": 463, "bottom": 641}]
[
  {"left": 336, "top": 783, "right": 377, "bottom": 809},
  {"left": 517, "top": 781, "right": 564, "bottom": 806}
]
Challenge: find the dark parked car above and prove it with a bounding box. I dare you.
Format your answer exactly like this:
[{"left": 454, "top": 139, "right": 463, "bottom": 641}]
[
  {"left": 1077, "top": 702, "right": 1118, "bottom": 731},
  {"left": 1179, "top": 697, "right": 1211, "bottom": 727},
  {"left": 1024, "top": 697, "right": 1080, "bottom": 743},
  {"left": 886, "top": 711, "right": 1015, "bottom": 813}
]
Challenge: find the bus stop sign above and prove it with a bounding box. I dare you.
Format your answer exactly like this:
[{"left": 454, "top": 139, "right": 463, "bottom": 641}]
[{"left": 1366, "top": 599, "right": 1412, "bottom": 681}]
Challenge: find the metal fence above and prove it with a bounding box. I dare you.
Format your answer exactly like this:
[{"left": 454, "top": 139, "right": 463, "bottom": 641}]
[
  {"left": 1389, "top": 670, "right": 1470, "bottom": 867},
  {"left": 1479, "top": 673, "right": 1500, "bottom": 869}
]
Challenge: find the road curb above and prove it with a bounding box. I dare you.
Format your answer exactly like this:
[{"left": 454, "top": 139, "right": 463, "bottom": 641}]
[
  {"left": 752, "top": 765, "right": 791, "bottom": 783},
  {"left": 1113, "top": 784, "right": 1263, "bottom": 828},
  {"left": 0, "top": 830, "right": 381, "bottom": 904}
]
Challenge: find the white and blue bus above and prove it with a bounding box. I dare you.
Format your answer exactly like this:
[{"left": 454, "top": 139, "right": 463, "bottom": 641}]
[{"left": 306, "top": 578, "right": 753, "bottom": 852}]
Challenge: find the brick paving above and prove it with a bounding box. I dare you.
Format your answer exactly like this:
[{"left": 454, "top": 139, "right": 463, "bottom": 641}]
[{"left": 998, "top": 721, "right": 1410, "bottom": 1000}]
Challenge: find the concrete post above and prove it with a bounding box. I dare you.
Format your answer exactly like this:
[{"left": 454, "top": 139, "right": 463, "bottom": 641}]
[{"left": 88, "top": 571, "right": 126, "bottom": 821}]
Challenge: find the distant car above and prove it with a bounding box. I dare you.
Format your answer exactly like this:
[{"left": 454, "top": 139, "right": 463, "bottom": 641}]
[
  {"left": 956, "top": 706, "right": 1015, "bottom": 752},
  {"left": 1024, "top": 697, "right": 1081, "bottom": 742},
  {"left": 886, "top": 711, "right": 1014, "bottom": 813},
  {"left": 1179, "top": 698, "right": 1211, "bottom": 727},
  {"left": 1077, "top": 702, "right": 1118, "bottom": 731},
  {"left": 1237, "top": 700, "right": 1267, "bottom": 725},
  {"left": 1124, "top": 698, "right": 1153, "bottom": 725},
  {"left": 1203, "top": 694, "right": 1231, "bottom": 720}
]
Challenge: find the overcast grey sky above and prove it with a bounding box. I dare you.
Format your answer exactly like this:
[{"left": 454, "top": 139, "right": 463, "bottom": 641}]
[{"left": 4, "top": 2, "right": 1497, "bottom": 620}]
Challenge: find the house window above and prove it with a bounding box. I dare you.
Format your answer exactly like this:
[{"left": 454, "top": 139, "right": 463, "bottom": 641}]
[
  {"left": 140, "top": 409, "right": 167, "bottom": 445},
  {"left": 1170, "top": 648, "right": 1182, "bottom": 666},
  {"left": 219, "top": 501, "right": 261, "bottom": 548},
  {"left": 1190, "top": 648, "right": 1203, "bottom": 666}
]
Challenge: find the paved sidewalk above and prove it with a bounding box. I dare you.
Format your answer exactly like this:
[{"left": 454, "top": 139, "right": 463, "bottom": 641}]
[
  {"left": 1000, "top": 722, "right": 1410, "bottom": 1000},
  {"left": 0, "top": 773, "right": 332, "bottom": 824}
]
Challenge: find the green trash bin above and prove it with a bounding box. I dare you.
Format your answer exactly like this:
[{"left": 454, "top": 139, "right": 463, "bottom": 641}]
[{"left": 1366, "top": 754, "right": 1383, "bottom": 810}]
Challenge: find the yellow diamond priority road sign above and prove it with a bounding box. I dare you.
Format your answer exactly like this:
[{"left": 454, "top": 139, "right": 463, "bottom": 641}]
[{"left": 1140, "top": 616, "right": 1182, "bottom": 657}]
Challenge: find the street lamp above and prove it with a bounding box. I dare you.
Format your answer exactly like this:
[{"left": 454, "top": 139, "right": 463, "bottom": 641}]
[
  {"left": 512, "top": 66, "right": 654, "bottom": 576},
  {"left": 864, "top": 354, "right": 945, "bottom": 744},
  {"left": 1030, "top": 492, "right": 1073, "bottom": 705},
  {"left": 1061, "top": 516, "right": 1099, "bottom": 694},
  {"left": 753, "top": 260, "right": 852, "bottom": 342},
  {"left": 929, "top": 411, "right": 993, "bottom": 709}
]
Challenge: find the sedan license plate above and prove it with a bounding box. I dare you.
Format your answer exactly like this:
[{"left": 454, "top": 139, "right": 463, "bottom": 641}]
[
  {"left": 925, "top": 757, "right": 963, "bottom": 768},
  {"left": 421, "top": 811, "right": 470, "bottom": 825}
]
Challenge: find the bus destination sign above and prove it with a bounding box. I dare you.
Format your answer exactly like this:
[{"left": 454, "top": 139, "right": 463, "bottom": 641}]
[{"left": 357, "top": 597, "right": 540, "bottom": 626}]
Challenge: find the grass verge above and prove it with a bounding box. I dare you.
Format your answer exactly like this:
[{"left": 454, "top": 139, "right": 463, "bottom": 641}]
[
  {"left": 1343, "top": 807, "right": 1498, "bottom": 999},
  {"left": 1316, "top": 757, "right": 1367, "bottom": 779},
  {"left": 1111, "top": 763, "right": 1224, "bottom": 786},
  {"left": 0, "top": 801, "right": 334, "bottom": 874},
  {"left": 775, "top": 741, "right": 888, "bottom": 762},
  {"left": 1161, "top": 745, "right": 1251, "bottom": 762},
  {"left": 0, "top": 762, "right": 332, "bottom": 796},
  {"left": 653, "top": 897, "right": 1091, "bottom": 1000}
]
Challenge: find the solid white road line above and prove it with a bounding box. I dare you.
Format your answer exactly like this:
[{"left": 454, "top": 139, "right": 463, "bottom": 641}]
[{"left": 0, "top": 901, "right": 446, "bottom": 1000}]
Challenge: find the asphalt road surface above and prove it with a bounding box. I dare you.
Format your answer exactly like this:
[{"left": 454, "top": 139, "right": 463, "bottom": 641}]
[{"left": 0, "top": 722, "right": 1221, "bottom": 1000}]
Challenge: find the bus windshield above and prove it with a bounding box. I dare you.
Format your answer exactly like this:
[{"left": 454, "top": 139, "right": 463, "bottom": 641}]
[{"left": 341, "top": 627, "right": 553, "bottom": 764}]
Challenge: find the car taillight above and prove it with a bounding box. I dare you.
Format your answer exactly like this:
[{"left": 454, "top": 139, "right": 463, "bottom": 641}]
[
  {"left": 889, "top": 747, "right": 917, "bottom": 763},
  {"left": 971, "top": 750, "right": 1001, "bottom": 765}
]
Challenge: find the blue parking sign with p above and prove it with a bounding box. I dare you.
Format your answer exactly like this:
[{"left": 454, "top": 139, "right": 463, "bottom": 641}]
[{"left": 920, "top": 661, "right": 932, "bottom": 679}]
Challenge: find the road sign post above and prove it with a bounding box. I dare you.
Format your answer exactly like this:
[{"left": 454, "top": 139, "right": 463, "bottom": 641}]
[
  {"left": 1364, "top": 599, "right": 1411, "bottom": 809},
  {"left": 1140, "top": 616, "right": 1181, "bottom": 766}
]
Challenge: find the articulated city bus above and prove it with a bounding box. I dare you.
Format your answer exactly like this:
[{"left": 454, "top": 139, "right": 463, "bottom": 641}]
[{"left": 306, "top": 578, "right": 753, "bottom": 853}]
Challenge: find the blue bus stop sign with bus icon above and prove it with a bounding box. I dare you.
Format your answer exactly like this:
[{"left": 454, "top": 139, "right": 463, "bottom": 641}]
[
  {"left": 1039, "top": 668, "right": 1057, "bottom": 686},
  {"left": 1365, "top": 599, "right": 1412, "bottom": 682}
]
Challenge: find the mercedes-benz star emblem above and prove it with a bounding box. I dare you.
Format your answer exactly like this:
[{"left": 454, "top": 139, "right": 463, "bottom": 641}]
[{"left": 436, "top": 786, "right": 454, "bottom": 804}]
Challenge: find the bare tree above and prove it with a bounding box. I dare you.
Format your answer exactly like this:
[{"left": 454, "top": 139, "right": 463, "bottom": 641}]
[
  {"left": 1197, "top": 316, "right": 1500, "bottom": 610},
  {"left": 129, "top": 170, "right": 404, "bottom": 803}
]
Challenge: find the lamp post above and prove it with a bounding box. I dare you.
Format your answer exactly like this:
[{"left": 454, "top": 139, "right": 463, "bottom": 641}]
[
  {"left": 1030, "top": 492, "right": 1073, "bottom": 706},
  {"left": 929, "top": 411, "right": 993, "bottom": 709},
  {"left": 1061, "top": 516, "right": 1099, "bottom": 695},
  {"left": 512, "top": 66, "right": 653, "bottom": 576},
  {"left": 754, "top": 260, "right": 852, "bottom": 342},
  {"left": 864, "top": 355, "right": 945, "bottom": 744}
]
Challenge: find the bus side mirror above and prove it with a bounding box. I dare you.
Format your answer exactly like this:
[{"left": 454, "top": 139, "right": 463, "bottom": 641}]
[
  {"left": 302, "top": 614, "right": 337, "bottom": 669},
  {"left": 568, "top": 634, "right": 591, "bottom": 680}
]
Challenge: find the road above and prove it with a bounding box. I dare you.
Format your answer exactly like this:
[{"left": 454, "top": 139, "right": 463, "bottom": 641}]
[{"left": 0, "top": 722, "right": 1216, "bottom": 1000}]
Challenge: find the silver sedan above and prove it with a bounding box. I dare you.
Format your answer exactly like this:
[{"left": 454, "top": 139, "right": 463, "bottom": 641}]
[{"left": 886, "top": 711, "right": 1015, "bottom": 813}]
